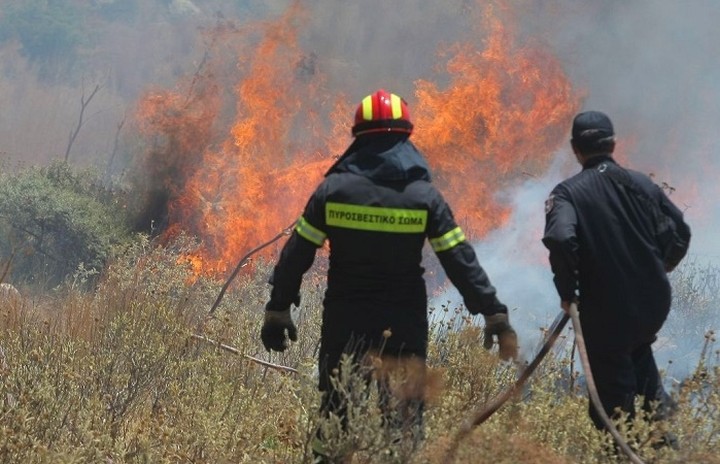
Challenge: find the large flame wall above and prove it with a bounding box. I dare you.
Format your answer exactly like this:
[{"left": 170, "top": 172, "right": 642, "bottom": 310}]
[{"left": 135, "top": 1, "right": 579, "bottom": 275}]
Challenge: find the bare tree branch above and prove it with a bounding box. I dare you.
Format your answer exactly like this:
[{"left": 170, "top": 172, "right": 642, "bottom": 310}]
[
  {"left": 209, "top": 223, "right": 294, "bottom": 314},
  {"left": 190, "top": 334, "right": 298, "bottom": 374},
  {"left": 104, "top": 115, "right": 126, "bottom": 184},
  {"left": 64, "top": 83, "right": 101, "bottom": 163}
]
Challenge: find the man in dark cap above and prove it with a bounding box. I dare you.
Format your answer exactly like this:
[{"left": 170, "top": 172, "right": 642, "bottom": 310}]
[{"left": 542, "top": 111, "right": 691, "bottom": 443}]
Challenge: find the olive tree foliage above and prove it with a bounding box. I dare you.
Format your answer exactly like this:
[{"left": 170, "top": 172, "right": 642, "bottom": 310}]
[
  {"left": 0, "top": 0, "right": 85, "bottom": 80},
  {"left": 0, "top": 161, "right": 133, "bottom": 288}
]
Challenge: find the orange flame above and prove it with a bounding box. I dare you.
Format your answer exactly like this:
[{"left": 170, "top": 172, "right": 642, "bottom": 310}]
[
  {"left": 414, "top": 4, "right": 578, "bottom": 237},
  {"left": 133, "top": 1, "right": 580, "bottom": 276}
]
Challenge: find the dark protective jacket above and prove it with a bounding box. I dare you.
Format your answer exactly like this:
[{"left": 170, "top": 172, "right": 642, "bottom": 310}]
[
  {"left": 542, "top": 155, "right": 691, "bottom": 351},
  {"left": 268, "top": 133, "right": 506, "bottom": 356}
]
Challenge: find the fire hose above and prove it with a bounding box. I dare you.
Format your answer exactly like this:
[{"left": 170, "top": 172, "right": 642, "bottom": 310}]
[
  {"left": 190, "top": 334, "right": 298, "bottom": 374},
  {"left": 208, "top": 222, "right": 295, "bottom": 315},
  {"left": 447, "top": 304, "right": 645, "bottom": 464},
  {"left": 567, "top": 302, "right": 645, "bottom": 464},
  {"left": 191, "top": 223, "right": 297, "bottom": 374}
]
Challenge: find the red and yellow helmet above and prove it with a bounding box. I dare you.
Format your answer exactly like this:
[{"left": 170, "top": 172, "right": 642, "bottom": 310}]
[{"left": 351, "top": 89, "right": 413, "bottom": 137}]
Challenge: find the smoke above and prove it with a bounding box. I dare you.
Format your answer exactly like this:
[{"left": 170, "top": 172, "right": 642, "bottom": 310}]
[
  {"left": 297, "top": 0, "right": 720, "bottom": 262},
  {"left": 428, "top": 0, "right": 720, "bottom": 378},
  {"left": 430, "top": 152, "right": 574, "bottom": 358},
  {"left": 300, "top": 0, "right": 476, "bottom": 100},
  {"left": 509, "top": 0, "right": 720, "bottom": 378},
  {"left": 517, "top": 0, "right": 720, "bottom": 258}
]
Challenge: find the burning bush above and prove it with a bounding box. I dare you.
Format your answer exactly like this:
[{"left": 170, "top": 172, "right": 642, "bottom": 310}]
[{"left": 129, "top": 0, "right": 579, "bottom": 276}]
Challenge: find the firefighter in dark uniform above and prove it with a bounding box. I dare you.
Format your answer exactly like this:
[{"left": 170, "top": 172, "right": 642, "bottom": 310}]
[
  {"left": 542, "top": 111, "right": 691, "bottom": 438},
  {"left": 260, "top": 89, "right": 518, "bottom": 459}
]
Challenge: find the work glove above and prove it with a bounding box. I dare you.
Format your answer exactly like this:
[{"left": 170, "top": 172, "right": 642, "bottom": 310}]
[
  {"left": 261, "top": 307, "right": 297, "bottom": 352},
  {"left": 483, "top": 313, "right": 518, "bottom": 361}
]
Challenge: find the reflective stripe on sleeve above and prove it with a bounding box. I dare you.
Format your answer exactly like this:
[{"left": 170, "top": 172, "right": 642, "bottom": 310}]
[
  {"left": 325, "top": 202, "right": 427, "bottom": 233},
  {"left": 295, "top": 216, "right": 327, "bottom": 246},
  {"left": 429, "top": 226, "right": 466, "bottom": 252}
]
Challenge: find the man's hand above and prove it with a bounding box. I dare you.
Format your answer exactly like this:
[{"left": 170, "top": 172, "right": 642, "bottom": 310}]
[
  {"left": 483, "top": 313, "right": 518, "bottom": 361},
  {"left": 261, "top": 308, "right": 297, "bottom": 352},
  {"left": 561, "top": 300, "right": 572, "bottom": 314},
  {"left": 561, "top": 298, "right": 578, "bottom": 314}
]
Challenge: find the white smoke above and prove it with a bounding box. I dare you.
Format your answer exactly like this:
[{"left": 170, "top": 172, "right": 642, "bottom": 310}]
[
  {"left": 514, "top": 0, "right": 720, "bottom": 381},
  {"left": 431, "top": 148, "right": 717, "bottom": 383},
  {"left": 521, "top": 0, "right": 720, "bottom": 259},
  {"left": 430, "top": 151, "right": 573, "bottom": 358}
]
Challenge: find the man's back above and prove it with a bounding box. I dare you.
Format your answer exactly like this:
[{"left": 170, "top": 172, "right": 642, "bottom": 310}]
[
  {"left": 322, "top": 175, "right": 434, "bottom": 295},
  {"left": 307, "top": 135, "right": 451, "bottom": 353},
  {"left": 544, "top": 155, "right": 680, "bottom": 349},
  {"left": 263, "top": 89, "right": 516, "bottom": 362},
  {"left": 543, "top": 110, "right": 690, "bottom": 435}
]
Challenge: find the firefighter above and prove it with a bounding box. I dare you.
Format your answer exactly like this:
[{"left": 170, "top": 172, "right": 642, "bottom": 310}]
[
  {"left": 542, "top": 111, "right": 691, "bottom": 443},
  {"left": 261, "top": 89, "right": 517, "bottom": 459}
]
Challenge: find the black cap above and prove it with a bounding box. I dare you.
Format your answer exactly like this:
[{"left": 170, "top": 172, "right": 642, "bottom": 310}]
[{"left": 572, "top": 111, "right": 614, "bottom": 140}]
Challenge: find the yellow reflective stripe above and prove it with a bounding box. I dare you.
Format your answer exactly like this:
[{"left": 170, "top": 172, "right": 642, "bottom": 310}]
[
  {"left": 429, "top": 226, "right": 466, "bottom": 252},
  {"left": 362, "top": 95, "right": 373, "bottom": 121},
  {"left": 390, "top": 93, "right": 402, "bottom": 119},
  {"left": 295, "top": 216, "right": 326, "bottom": 246},
  {"left": 326, "top": 202, "right": 427, "bottom": 233}
]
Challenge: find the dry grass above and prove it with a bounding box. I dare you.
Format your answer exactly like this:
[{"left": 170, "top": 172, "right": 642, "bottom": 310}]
[{"left": 0, "top": 237, "right": 717, "bottom": 463}]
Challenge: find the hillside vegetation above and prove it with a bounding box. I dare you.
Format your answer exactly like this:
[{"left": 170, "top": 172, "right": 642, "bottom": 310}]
[{"left": 0, "top": 229, "right": 717, "bottom": 463}]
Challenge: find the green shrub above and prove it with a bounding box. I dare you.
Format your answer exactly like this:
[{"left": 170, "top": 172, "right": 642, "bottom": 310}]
[
  {"left": 0, "top": 160, "right": 133, "bottom": 288},
  {"left": 0, "top": 0, "right": 85, "bottom": 79}
]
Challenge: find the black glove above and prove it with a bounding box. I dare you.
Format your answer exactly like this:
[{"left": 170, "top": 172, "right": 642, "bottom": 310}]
[
  {"left": 483, "top": 313, "right": 518, "bottom": 361},
  {"left": 261, "top": 308, "right": 298, "bottom": 352}
]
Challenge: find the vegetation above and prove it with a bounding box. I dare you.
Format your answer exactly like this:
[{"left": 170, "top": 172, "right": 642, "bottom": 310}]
[
  {"left": 0, "top": 161, "right": 133, "bottom": 288},
  {"left": 0, "top": 0, "right": 85, "bottom": 79},
  {"left": 0, "top": 233, "right": 717, "bottom": 463}
]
